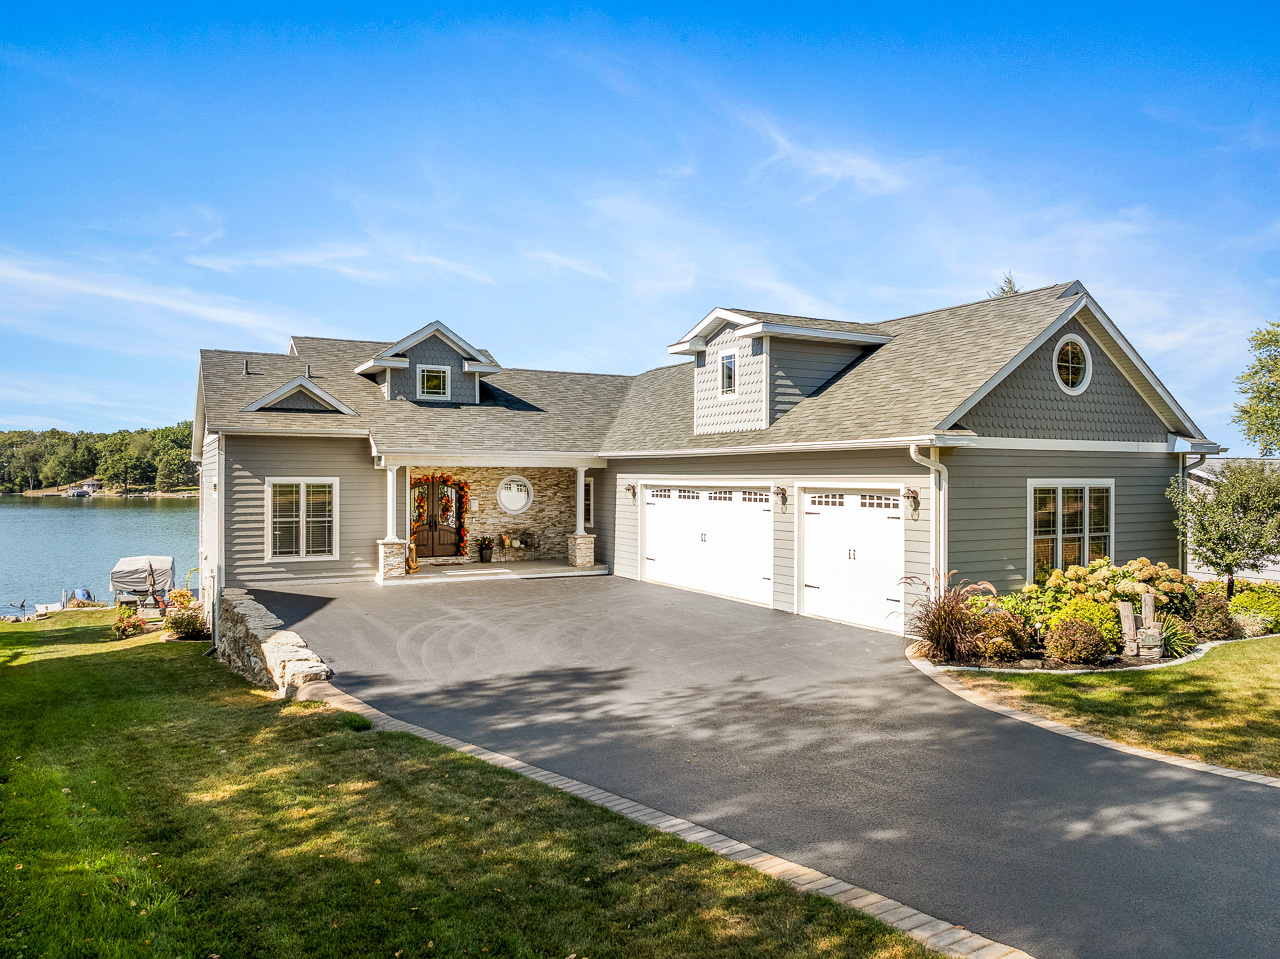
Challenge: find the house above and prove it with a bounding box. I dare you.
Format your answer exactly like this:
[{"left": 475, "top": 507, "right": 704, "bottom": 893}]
[
  {"left": 1186, "top": 458, "right": 1280, "bottom": 583},
  {"left": 192, "top": 281, "right": 1220, "bottom": 634}
]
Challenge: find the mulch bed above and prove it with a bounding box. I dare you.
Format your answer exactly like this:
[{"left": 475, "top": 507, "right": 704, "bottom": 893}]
[{"left": 931, "top": 652, "right": 1177, "bottom": 671}]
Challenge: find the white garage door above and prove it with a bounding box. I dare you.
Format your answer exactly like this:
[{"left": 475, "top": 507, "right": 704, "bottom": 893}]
[
  {"left": 645, "top": 487, "right": 773, "bottom": 605},
  {"left": 802, "top": 491, "right": 905, "bottom": 631}
]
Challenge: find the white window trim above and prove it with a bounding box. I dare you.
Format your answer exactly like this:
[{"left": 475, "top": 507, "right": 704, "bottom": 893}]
[
  {"left": 718, "top": 349, "right": 738, "bottom": 398},
  {"left": 1053, "top": 333, "right": 1092, "bottom": 396},
  {"left": 584, "top": 476, "right": 594, "bottom": 528},
  {"left": 1025, "top": 478, "right": 1114, "bottom": 583},
  {"left": 264, "top": 477, "right": 340, "bottom": 562},
  {"left": 496, "top": 474, "right": 534, "bottom": 515},
  {"left": 416, "top": 364, "right": 452, "bottom": 401}
]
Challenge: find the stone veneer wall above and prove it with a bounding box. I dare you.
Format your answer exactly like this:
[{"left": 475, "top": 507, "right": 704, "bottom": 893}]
[
  {"left": 411, "top": 466, "right": 583, "bottom": 564},
  {"left": 217, "top": 588, "right": 331, "bottom": 696}
]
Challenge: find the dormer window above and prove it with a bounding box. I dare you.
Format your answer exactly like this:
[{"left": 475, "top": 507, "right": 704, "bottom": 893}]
[
  {"left": 417, "top": 365, "right": 450, "bottom": 400},
  {"left": 720, "top": 352, "right": 737, "bottom": 395}
]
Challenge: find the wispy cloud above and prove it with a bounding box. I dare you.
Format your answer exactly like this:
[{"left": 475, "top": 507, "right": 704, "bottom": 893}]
[
  {"left": 522, "top": 249, "right": 612, "bottom": 281},
  {"left": 744, "top": 113, "right": 907, "bottom": 195},
  {"left": 0, "top": 257, "right": 307, "bottom": 339}
]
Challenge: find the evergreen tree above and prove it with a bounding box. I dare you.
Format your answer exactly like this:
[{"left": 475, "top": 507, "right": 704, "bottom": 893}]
[{"left": 988, "top": 271, "right": 1022, "bottom": 297}]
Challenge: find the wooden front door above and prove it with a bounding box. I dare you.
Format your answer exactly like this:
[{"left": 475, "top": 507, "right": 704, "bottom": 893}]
[{"left": 414, "top": 480, "right": 462, "bottom": 558}]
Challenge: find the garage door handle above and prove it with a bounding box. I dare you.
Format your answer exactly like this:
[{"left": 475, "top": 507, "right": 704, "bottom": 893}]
[
  {"left": 886, "top": 598, "right": 901, "bottom": 602},
  {"left": 804, "top": 584, "right": 819, "bottom": 589}
]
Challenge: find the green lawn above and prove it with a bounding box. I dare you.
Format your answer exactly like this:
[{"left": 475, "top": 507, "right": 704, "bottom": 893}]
[
  {"left": 0, "top": 611, "right": 940, "bottom": 959},
  {"left": 957, "top": 636, "right": 1280, "bottom": 776}
]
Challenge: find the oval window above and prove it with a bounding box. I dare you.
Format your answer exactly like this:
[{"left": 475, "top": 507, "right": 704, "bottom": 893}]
[
  {"left": 497, "top": 476, "right": 533, "bottom": 514},
  {"left": 1054, "top": 335, "right": 1091, "bottom": 395}
]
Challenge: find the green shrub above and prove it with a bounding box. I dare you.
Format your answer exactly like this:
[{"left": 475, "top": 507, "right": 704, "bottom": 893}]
[
  {"left": 111, "top": 611, "right": 147, "bottom": 639},
  {"left": 982, "top": 637, "right": 1019, "bottom": 662},
  {"left": 1046, "top": 597, "right": 1123, "bottom": 651},
  {"left": 164, "top": 606, "right": 208, "bottom": 639},
  {"left": 1159, "top": 614, "right": 1198, "bottom": 658},
  {"left": 1234, "top": 612, "right": 1270, "bottom": 638},
  {"left": 1044, "top": 618, "right": 1110, "bottom": 665},
  {"left": 1192, "top": 591, "right": 1245, "bottom": 643},
  {"left": 975, "top": 607, "right": 1036, "bottom": 653},
  {"left": 1027, "top": 557, "right": 1194, "bottom": 617},
  {"left": 905, "top": 571, "right": 994, "bottom": 662},
  {"left": 1228, "top": 587, "right": 1280, "bottom": 634}
]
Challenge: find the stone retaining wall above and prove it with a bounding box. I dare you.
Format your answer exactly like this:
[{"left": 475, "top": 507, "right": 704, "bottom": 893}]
[{"left": 216, "top": 588, "right": 331, "bottom": 696}]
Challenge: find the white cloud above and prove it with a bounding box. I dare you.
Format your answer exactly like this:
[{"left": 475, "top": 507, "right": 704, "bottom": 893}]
[
  {"left": 0, "top": 257, "right": 308, "bottom": 340},
  {"left": 744, "top": 113, "right": 907, "bottom": 195},
  {"left": 522, "top": 249, "right": 612, "bottom": 281}
]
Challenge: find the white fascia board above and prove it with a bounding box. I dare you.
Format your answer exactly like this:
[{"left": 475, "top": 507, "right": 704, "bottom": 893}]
[
  {"left": 463, "top": 361, "right": 502, "bottom": 374},
  {"left": 219, "top": 427, "right": 373, "bottom": 439},
  {"left": 668, "top": 308, "right": 751, "bottom": 354},
  {"left": 377, "top": 321, "right": 486, "bottom": 362},
  {"left": 933, "top": 435, "right": 1177, "bottom": 453},
  {"left": 600, "top": 434, "right": 940, "bottom": 458},
  {"left": 354, "top": 357, "right": 410, "bottom": 374},
  {"left": 734, "top": 321, "right": 893, "bottom": 346},
  {"left": 240, "top": 376, "right": 358, "bottom": 415},
  {"left": 379, "top": 451, "right": 608, "bottom": 468}
]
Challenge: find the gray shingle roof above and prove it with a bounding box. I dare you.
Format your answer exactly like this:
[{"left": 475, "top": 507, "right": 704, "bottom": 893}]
[
  {"left": 600, "top": 283, "right": 1081, "bottom": 452},
  {"left": 200, "top": 281, "right": 1184, "bottom": 458},
  {"left": 727, "top": 309, "right": 890, "bottom": 336},
  {"left": 198, "top": 338, "right": 631, "bottom": 455}
]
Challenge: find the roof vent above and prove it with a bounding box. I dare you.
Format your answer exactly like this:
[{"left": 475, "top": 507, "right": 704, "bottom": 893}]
[
  {"left": 243, "top": 359, "right": 249, "bottom": 375},
  {"left": 305, "top": 364, "right": 312, "bottom": 378}
]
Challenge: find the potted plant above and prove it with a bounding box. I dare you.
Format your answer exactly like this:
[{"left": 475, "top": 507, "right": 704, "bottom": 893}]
[{"left": 477, "top": 536, "right": 495, "bottom": 563}]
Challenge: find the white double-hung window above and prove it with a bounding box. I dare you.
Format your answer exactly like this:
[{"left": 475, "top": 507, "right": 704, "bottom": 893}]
[
  {"left": 1028, "top": 480, "right": 1113, "bottom": 584},
  {"left": 266, "top": 478, "right": 338, "bottom": 560}
]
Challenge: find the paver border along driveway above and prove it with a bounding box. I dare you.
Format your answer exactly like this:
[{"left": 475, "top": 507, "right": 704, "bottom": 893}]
[{"left": 257, "top": 577, "right": 1280, "bottom": 959}]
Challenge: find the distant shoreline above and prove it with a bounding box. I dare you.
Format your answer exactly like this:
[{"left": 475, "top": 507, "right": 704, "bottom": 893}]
[{"left": 3, "top": 490, "right": 198, "bottom": 500}]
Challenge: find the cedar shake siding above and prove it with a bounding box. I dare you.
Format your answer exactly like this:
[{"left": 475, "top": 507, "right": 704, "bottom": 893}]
[
  {"left": 961, "top": 319, "right": 1169, "bottom": 442},
  {"left": 693, "top": 325, "right": 767, "bottom": 435}
]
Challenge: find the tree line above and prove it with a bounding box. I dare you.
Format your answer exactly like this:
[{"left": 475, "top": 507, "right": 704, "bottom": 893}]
[{"left": 0, "top": 422, "right": 197, "bottom": 493}]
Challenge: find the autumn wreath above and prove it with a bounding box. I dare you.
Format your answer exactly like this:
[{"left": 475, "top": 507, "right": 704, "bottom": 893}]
[{"left": 410, "top": 473, "right": 472, "bottom": 556}]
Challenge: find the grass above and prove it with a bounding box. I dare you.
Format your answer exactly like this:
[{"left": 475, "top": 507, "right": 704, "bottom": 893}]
[
  {"left": 956, "top": 636, "right": 1280, "bottom": 776},
  {"left": 0, "top": 611, "right": 941, "bottom": 959}
]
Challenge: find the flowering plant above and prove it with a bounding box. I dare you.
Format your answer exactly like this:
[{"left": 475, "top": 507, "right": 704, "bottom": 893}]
[
  {"left": 166, "top": 588, "right": 194, "bottom": 608},
  {"left": 112, "top": 610, "right": 148, "bottom": 639},
  {"left": 1023, "top": 557, "right": 1194, "bottom": 618}
]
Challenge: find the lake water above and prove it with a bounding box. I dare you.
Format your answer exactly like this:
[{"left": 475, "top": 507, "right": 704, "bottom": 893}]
[{"left": 0, "top": 496, "right": 199, "bottom": 605}]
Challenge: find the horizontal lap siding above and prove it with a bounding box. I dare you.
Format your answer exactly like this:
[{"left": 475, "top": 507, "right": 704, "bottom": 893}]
[
  {"left": 946, "top": 448, "right": 1182, "bottom": 594},
  {"left": 769, "top": 341, "right": 862, "bottom": 424},
  {"left": 604, "top": 450, "right": 933, "bottom": 614},
  {"left": 223, "top": 435, "right": 381, "bottom": 587}
]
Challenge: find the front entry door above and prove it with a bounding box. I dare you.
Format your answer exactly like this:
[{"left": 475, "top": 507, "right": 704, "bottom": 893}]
[{"left": 414, "top": 480, "right": 461, "bottom": 557}]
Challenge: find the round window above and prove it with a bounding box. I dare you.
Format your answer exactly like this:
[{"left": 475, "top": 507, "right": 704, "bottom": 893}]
[
  {"left": 1053, "top": 335, "right": 1091, "bottom": 395},
  {"left": 496, "top": 475, "right": 533, "bottom": 514}
]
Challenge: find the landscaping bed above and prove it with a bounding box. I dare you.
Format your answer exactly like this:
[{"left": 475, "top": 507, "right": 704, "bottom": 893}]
[{"left": 0, "top": 609, "right": 942, "bottom": 959}]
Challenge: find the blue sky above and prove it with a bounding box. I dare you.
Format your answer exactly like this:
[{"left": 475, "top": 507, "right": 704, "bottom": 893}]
[{"left": 1, "top": 5, "right": 1277, "bottom": 450}]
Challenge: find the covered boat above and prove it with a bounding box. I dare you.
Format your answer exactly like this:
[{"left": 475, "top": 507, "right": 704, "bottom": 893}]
[{"left": 109, "top": 556, "right": 176, "bottom": 600}]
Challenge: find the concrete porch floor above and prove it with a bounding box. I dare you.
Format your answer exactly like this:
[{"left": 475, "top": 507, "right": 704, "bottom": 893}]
[{"left": 388, "top": 558, "right": 609, "bottom": 585}]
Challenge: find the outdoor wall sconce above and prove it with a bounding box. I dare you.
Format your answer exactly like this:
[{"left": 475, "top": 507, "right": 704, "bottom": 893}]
[
  {"left": 773, "top": 486, "right": 788, "bottom": 513},
  {"left": 624, "top": 483, "right": 638, "bottom": 504},
  {"left": 902, "top": 487, "right": 921, "bottom": 520}
]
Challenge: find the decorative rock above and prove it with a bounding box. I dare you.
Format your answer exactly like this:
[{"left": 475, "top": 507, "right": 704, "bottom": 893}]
[
  {"left": 567, "top": 533, "right": 596, "bottom": 568},
  {"left": 216, "top": 590, "right": 331, "bottom": 696},
  {"left": 376, "top": 538, "right": 407, "bottom": 584}
]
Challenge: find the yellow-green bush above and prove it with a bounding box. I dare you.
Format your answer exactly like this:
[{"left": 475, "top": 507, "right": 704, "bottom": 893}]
[{"left": 1046, "top": 597, "right": 1123, "bottom": 651}]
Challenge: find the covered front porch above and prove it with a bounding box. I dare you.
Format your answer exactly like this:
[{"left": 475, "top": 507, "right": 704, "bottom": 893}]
[{"left": 372, "top": 454, "right": 605, "bottom": 584}]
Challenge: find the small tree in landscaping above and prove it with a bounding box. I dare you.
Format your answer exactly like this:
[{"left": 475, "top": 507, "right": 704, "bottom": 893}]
[{"left": 1167, "top": 460, "right": 1280, "bottom": 598}]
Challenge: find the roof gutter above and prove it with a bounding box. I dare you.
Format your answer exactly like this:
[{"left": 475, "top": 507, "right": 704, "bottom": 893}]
[
  {"left": 909, "top": 443, "right": 948, "bottom": 590},
  {"left": 601, "top": 434, "right": 941, "bottom": 458}
]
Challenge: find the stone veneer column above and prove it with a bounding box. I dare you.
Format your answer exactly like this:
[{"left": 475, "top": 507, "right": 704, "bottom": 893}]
[
  {"left": 566, "top": 533, "right": 596, "bottom": 568},
  {"left": 377, "top": 539, "right": 407, "bottom": 584}
]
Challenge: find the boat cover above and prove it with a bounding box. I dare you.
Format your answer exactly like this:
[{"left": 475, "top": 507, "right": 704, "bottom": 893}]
[{"left": 109, "top": 556, "right": 175, "bottom": 594}]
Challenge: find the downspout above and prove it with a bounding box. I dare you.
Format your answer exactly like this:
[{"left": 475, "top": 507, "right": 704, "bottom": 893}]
[
  {"left": 909, "top": 444, "right": 948, "bottom": 591},
  {"left": 1180, "top": 453, "right": 1207, "bottom": 573}
]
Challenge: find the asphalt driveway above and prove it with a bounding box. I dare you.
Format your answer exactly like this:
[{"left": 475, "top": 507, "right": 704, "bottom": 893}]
[{"left": 256, "top": 577, "right": 1280, "bottom": 959}]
